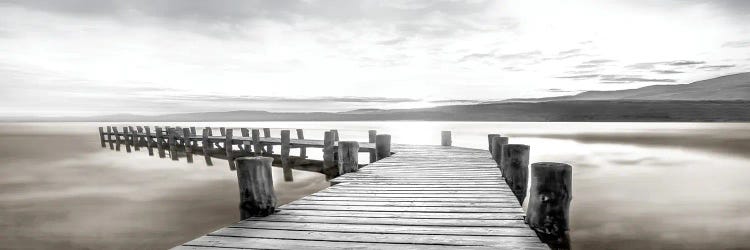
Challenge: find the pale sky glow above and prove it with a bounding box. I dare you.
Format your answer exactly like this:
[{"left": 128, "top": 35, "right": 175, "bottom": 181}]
[{"left": 1, "top": 0, "right": 749, "bottom": 116}]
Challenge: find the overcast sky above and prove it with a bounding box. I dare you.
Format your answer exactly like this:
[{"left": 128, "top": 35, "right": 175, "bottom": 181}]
[{"left": 1, "top": 0, "right": 749, "bottom": 116}]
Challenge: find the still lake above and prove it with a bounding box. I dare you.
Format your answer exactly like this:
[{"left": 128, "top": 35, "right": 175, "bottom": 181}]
[{"left": 1, "top": 122, "right": 749, "bottom": 249}]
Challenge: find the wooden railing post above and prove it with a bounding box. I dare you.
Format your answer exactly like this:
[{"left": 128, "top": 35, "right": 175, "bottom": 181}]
[
  {"left": 323, "top": 131, "right": 335, "bottom": 169},
  {"left": 219, "top": 127, "right": 226, "bottom": 136},
  {"left": 241, "top": 128, "right": 251, "bottom": 153},
  {"left": 487, "top": 134, "right": 500, "bottom": 152},
  {"left": 296, "top": 129, "right": 306, "bottom": 159},
  {"left": 123, "top": 127, "right": 132, "bottom": 153},
  {"left": 190, "top": 127, "right": 197, "bottom": 147},
  {"left": 136, "top": 126, "right": 144, "bottom": 146},
  {"left": 168, "top": 128, "right": 178, "bottom": 160},
  {"left": 145, "top": 126, "right": 154, "bottom": 156},
  {"left": 527, "top": 162, "right": 572, "bottom": 249},
  {"left": 441, "top": 131, "right": 451, "bottom": 146},
  {"left": 112, "top": 126, "right": 121, "bottom": 151},
  {"left": 491, "top": 136, "right": 509, "bottom": 166},
  {"left": 260, "top": 128, "right": 271, "bottom": 154},
  {"left": 375, "top": 134, "right": 391, "bottom": 160},
  {"left": 368, "top": 130, "right": 377, "bottom": 163},
  {"left": 281, "top": 130, "right": 293, "bottom": 182},
  {"left": 235, "top": 157, "right": 277, "bottom": 219},
  {"left": 202, "top": 128, "right": 213, "bottom": 166},
  {"left": 500, "top": 144, "right": 530, "bottom": 203},
  {"left": 225, "top": 129, "right": 235, "bottom": 170},
  {"left": 183, "top": 127, "right": 194, "bottom": 163},
  {"left": 330, "top": 129, "right": 340, "bottom": 142},
  {"left": 107, "top": 126, "right": 114, "bottom": 149},
  {"left": 130, "top": 126, "right": 140, "bottom": 151},
  {"left": 251, "top": 129, "right": 262, "bottom": 155},
  {"left": 338, "top": 141, "right": 360, "bottom": 175},
  {"left": 98, "top": 127, "right": 106, "bottom": 147}
]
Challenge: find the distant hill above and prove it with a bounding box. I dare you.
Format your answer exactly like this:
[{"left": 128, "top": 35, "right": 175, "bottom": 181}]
[{"left": 510, "top": 72, "right": 750, "bottom": 102}]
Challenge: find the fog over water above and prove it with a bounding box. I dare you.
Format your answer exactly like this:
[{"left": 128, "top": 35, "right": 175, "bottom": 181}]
[{"left": 1, "top": 122, "right": 749, "bottom": 249}]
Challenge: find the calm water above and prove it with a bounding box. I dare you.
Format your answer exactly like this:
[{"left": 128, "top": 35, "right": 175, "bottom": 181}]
[{"left": 1, "top": 122, "right": 750, "bottom": 249}]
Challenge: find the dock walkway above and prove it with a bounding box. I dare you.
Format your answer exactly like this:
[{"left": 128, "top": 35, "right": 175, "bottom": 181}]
[{"left": 175, "top": 144, "right": 548, "bottom": 249}]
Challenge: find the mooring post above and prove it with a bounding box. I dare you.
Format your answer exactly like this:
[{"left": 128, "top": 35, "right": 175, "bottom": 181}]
[
  {"left": 145, "top": 126, "right": 154, "bottom": 156},
  {"left": 129, "top": 126, "right": 140, "bottom": 151},
  {"left": 155, "top": 126, "right": 165, "bottom": 158},
  {"left": 262, "top": 128, "right": 273, "bottom": 154},
  {"left": 323, "top": 131, "right": 335, "bottom": 169},
  {"left": 296, "top": 129, "right": 306, "bottom": 159},
  {"left": 182, "top": 127, "right": 193, "bottom": 163},
  {"left": 338, "top": 141, "right": 360, "bottom": 175},
  {"left": 107, "top": 126, "right": 114, "bottom": 149},
  {"left": 202, "top": 128, "right": 213, "bottom": 166},
  {"left": 441, "top": 131, "right": 452, "bottom": 146},
  {"left": 487, "top": 134, "right": 500, "bottom": 152},
  {"left": 368, "top": 130, "right": 377, "bottom": 163},
  {"left": 123, "top": 127, "right": 132, "bottom": 153},
  {"left": 375, "top": 134, "right": 391, "bottom": 160},
  {"left": 501, "top": 144, "right": 530, "bottom": 203},
  {"left": 98, "top": 127, "right": 106, "bottom": 147},
  {"left": 527, "top": 162, "right": 572, "bottom": 249},
  {"left": 280, "top": 130, "right": 293, "bottom": 182},
  {"left": 240, "top": 128, "right": 251, "bottom": 153},
  {"left": 226, "top": 129, "right": 236, "bottom": 170},
  {"left": 235, "top": 157, "right": 277, "bottom": 220},
  {"left": 251, "top": 129, "right": 262, "bottom": 155},
  {"left": 491, "top": 136, "right": 509, "bottom": 166}
]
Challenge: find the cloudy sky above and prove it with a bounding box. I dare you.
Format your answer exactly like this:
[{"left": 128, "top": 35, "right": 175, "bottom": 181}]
[{"left": 1, "top": 0, "right": 749, "bottom": 117}]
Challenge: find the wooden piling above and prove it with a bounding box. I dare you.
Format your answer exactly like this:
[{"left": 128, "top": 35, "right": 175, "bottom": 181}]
[
  {"left": 491, "top": 136, "right": 509, "bottom": 166},
  {"left": 241, "top": 128, "right": 251, "bottom": 153},
  {"left": 441, "top": 131, "right": 452, "bottom": 146},
  {"left": 205, "top": 127, "right": 214, "bottom": 149},
  {"left": 235, "top": 157, "right": 277, "bottom": 219},
  {"left": 130, "top": 126, "right": 140, "bottom": 151},
  {"left": 123, "top": 127, "right": 132, "bottom": 153},
  {"left": 183, "top": 127, "right": 194, "bottom": 163},
  {"left": 527, "top": 162, "right": 572, "bottom": 248},
  {"left": 296, "top": 129, "right": 306, "bottom": 159},
  {"left": 331, "top": 129, "right": 340, "bottom": 141},
  {"left": 98, "top": 127, "right": 106, "bottom": 147},
  {"left": 368, "top": 130, "right": 377, "bottom": 163},
  {"left": 226, "top": 129, "right": 235, "bottom": 170},
  {"left": 107, "top": 126, "right": 114, "bottom": 149},
  {"left": 168, "top": 128, "right": 178, "bottom": 160},
  {"left": 263, "top": 128, "right": 273, "bottom": 154},
  {"left": 501, "top": 144, "right": 530, "bottom": 203},
  {"left": 220, "top": 127, "right": 226, "bottom": 136},
  {"left": 280, "top": 130, "right": 293, "bottom": 182},
  {"left": 155, "top": 126, "right": 165, "bottom": 158},
  {"left": 375, "top": 134, "right": 391, "bottom": 160},
  {"left": 112, "top": 127, "right": 121, "bottom": 151},
  {"left": 145, "top": 126, "right": 154, "bottom": 156},
  {"left": 251, "top": 129, "right": 262, "bottom": 155},
  {"left": 338, "top": 141, "right": 360, "bottom": 175},
  {"left": 487, "top": 134, "right": 500, "bottom": 152},
  {"left": 136, "top": 126, "right": 144, "bottom": 145},
  {"left": 190, "top": 127, "right": 197, "bottom": 147},
  {"left": 323, "top": 131, "right": 335, "bottom": 169},
  {"left": 202, "top": 128, "right": 213, "bottom": 166}
]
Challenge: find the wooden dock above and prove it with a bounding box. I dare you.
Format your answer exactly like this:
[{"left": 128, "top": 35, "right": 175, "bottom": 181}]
[{"left": 99, "top": 126, "right": 572, "bottom": 249}]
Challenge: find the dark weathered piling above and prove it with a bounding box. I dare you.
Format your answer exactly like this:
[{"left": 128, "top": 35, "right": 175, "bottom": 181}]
[
  {"left": 98, "top": 127, "right": 106, "bottom": 147},
  {"left": 130, "top": 126, "right": 140, "bottom": 151},
  {"left": 155, "top": 127, "right": 165, "bottom": 158},
  {"left": 375, "top": 134, "right": 391, "bottom": 160},
  {"left": 251, "top": 129, "right": 262, "bottom": 155},
  {"left": 491, "top": 136, "right": 509, "bottom": 166},
  {"left": 527, "top": 162, "right": 572, "bottom": 249},
  {"left": 202, "top": 128, "right": 213, "bottom": 166},
  {"left": 183, "top": 127, "right": 193, "bottom": 163},
  {"left": 296, "top": 129, "right": 306, "bottom": 159},
  {"left": 323, "top": 131, "right": 335, "bottom": 169},
  {"left": 123, "top": 127, "right": 132, "bottom": 153},
  {"left": 331, "top": 129, "right": 340, "bottom": 142},
  {"left": 226, "top": 129, "right": 235, "bottom": 170},
  {"left": 338, "top": 141, "right": 360, "bottom": 175},
  {"left": 441, "top": 131, "right": 452, "bottom": 146},
  {"left": 263, "top": 128, "right": 273, "bottom": 154},
  {"left": 241, "top": 128, "right": 251, "bottom": 153},
  {"left": 190, "top": 127, "right": 198, "bottom": 147},
  {"left": 220, "top": 127, "right": 226, "bottom": 136},
  {"left": 112, "top": 127, "right": 121, "bottom": 151},
  {"left": 487, "top": 134, "right": 500, "bottom": 152},
  {"left": 280, "top": 130, "right": 293, "bottom": 182},
  {"left": 136, "top": 126, "right": 144, "bottom": 146},
  {"left": 145, "top": 126, "right": 154, "bottom": 156},
  {"left": 501, "top": 144, "right": 530, "bottom": 203},
  {"left": 368, "top": 130, "right": 377, "bottom": 163},
  {"left": 107, "top": 126, "right": 114, "bottom": 149},
  {"left": 167, "top": 128, "right": 178, "bottom": 160},
  {"left": 235, "top": 157, "right": 277, "bottom": 219}
]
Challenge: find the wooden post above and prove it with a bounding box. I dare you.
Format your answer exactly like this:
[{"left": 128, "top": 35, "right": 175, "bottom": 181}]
[
  {"left": 323, "top": 131, "right": 335, "bottom": 169},
  {"left": 241, "top": 128, "right": 251, "bottom": 153},
  {"left": 136, "top": 126, "right": 144, "bottom": 146},
  {"left": 331, "top": 129, "right": 339, "bottom": 141},
  {"left": 251, "top": 129, "right": 262, "bottom": 155},
  {"left": 368, "top": 130, "right": 377, "bottom": 163},
  {"left": 487, "top": 134, "right": 500, "bottom": 152},
  {"left": 262, "top": 128, "right": 273, "bottom": 154},
  {"left": 130, "top": 126, "right": 140, "bottom": 151},
  {"left": 338, "top": 141, "right": 360, "bottom": 175},
  {"left": 220, "top": 127, "right": 226, "bottom": 136},
  {"left": 501, "top": 144, "right": 530, "bottom": 203},
  {"left": 280, "top": 130, "right": 292, "bottom": 182},
  {"left": 375, "top": 134, "right": 391, "bottom": 160},
  {"left": 296, "top": 129, "right": 306, "bottom": 159},
  {"left": 107, "top": 126, "right": 114, "bottom": 149},
  {"left": 183, "top": 127, "right": 193, "bottom": 163},
  {"left": 235, "top": 157, "right": 277, "bottom": 219},
  {"left": 491, "top": 136, "right": 510, "bottom": 167},
  {"left": 113, "top": 127, "right": 121, "bottom": 151},
  {"left": 123, "top": 127, "right": 132, "bottom": 153},
  {"left": 145, "top": 126, "right": 154, "bottom": 156},
  {"left": 190, "top": 127, "right": 197, "bottom": 147},
  {"left": 168, "top": 128, "right": 178, "bottom": 160},
  {"left": 527, "top": 162, "right": 572, "bottom": 249},
  {"left": 205, "top": 127, "right": 214, "bottom": 149},
  {"left": 226, "top": 129, "right": 235, "bottom": 170},
  {"left": 98, "top": 127, "right": 106, "bottom": 147},
  {"left": 441, "top": 131, "right": 451, "bottom": 146},
  {"left": 202, "top": 128, "right": 213, "bottom": 166},
  {"left": 155, "top": 126, "right": 165, "bottom": 158}
]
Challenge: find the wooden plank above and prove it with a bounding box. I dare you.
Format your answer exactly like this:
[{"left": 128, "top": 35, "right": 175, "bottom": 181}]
[
  {"left": 242, "top": 215, "right": 527, "bottom": 227},
  {"left": 178, "top": 235, "right": 504, "bottom": 250},
  {"left": 229, "top": 221, "right": 537, "bottom": 237}
]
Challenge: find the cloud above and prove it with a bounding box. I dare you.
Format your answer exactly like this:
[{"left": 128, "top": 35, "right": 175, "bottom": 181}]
[
  {"left": 666, "top": 60, "right": 705, "bottom": 66},
  {"left": 555, "top": 74, "right": 601, "bottom": 80},
  {"left": 628, "top": 60, "right": 705, "bottom": 69},
  {"left": 458, "top": 50, "right": 541, "bottom": 63},
  {"left": 652, "top": 70, "right": 684, "bottom": 74},
  {"left": 723, "top": 40, "right": 750, "bottom": 48},
  {"left": 546, "top": 88, "right": 576, "bottom": 93},
  {"left": 164, "top": 95, "right": 422, "bottom": 104},
  {"left": 698, "top": 64, "right": 736, "bottom": 70},
  {"left": 600, "top": 75, "right": 676, "bottom": 84},
  {"left": 584, "top": 59, "right": 615, "bottom": 64},
  {"left": 376, "top": 37, "right": 406, "bottom": 46}
]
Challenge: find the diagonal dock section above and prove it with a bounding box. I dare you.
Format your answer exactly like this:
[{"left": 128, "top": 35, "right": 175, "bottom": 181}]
[{"left": 175, "top": 144, "right": 548, "bottom": 249}]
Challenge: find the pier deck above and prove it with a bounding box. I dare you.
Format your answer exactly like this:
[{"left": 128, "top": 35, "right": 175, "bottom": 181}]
[{"left": 175, "top": 144, "right": 547, "bottom": 249}]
